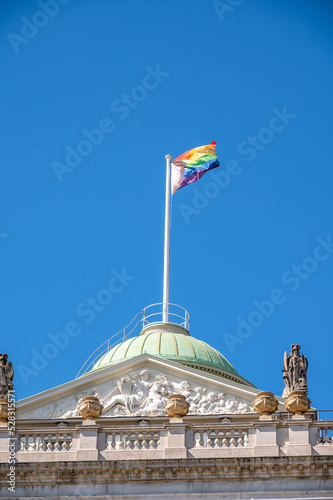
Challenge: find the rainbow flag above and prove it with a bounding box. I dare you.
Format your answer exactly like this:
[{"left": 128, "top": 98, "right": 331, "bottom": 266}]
[{"left": 171, "top": 141, "right": 219, "bottom": 194}]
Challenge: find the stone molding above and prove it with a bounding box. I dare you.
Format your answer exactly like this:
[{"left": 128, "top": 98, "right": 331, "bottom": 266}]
[{"left": 1, "top": 456, "right": 332, "bottom": 485}]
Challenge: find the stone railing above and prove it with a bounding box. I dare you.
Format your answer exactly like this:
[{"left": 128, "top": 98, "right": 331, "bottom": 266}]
[
  {"left": 17, "top": 431, "right": 74, "bottom": 452},
  {"left": 313, "top": 423, "right": 333, "bottom": 446},
  {"left": 105, "top": 428, "right": 161, "bottom": 450},
  {"left": 192, "top": 427, "right": 248, "bottom": 448},
  {"left": 1, "top": 415, "right": 333, "bottom": 463}
]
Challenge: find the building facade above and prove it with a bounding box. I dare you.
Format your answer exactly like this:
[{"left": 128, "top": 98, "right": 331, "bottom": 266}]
[{"left": 1, "top": 305, "right": 332, "bottom": 499}]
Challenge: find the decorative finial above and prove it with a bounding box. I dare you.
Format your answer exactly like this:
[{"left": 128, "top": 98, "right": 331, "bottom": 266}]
[
  {"left": 252, "top": 392, "right": 278, "bottom": 416},
  {"left": 164, "top": 394, "right": 189, "bottom": 419},
  {"left": 285, "top": 391, "right": 311, "bottom": 416},
  {"left": 77, "top": 396, "right": 103, "bottom": 420}
]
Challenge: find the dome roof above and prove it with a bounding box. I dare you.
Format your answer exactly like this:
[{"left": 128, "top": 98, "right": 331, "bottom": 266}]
[{"left": 91, "top": 328, "right": 246, "bottom": 383}]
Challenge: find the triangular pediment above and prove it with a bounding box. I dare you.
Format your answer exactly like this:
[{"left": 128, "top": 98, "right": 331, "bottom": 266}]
[{"left": 16, "top": 354, "right": 285, "bottom": 420}]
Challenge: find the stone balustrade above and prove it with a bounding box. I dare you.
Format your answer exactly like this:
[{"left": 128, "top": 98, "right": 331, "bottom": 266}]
[
  {"left": 317, "top": 425, "right": 333, "bottom": 445},
  {"left": 193, "top": 427, "right": 248, "bottom": 448},
  {"left": 18, "top": 432, "right": 73, "bottom": 452},
  {"left": 1, "top": 413, "right": 333, "bottom": 463},
  {"left": 105, "top": 429, "right": 161, "bottom": 450}
]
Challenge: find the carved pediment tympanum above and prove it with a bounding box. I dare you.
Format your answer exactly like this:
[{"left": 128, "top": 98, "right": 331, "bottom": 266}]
[{"left": 16, "top": 356, "right": 267, "bottom": 420}]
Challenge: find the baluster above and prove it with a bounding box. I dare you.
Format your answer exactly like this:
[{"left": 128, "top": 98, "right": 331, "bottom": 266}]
[
  {"left": 106, "top": 433, "right": 111, "bottom": 450},
  {"left": 24, "top": 435, "right": 30, "bottom": 452},
  {"left": 36, "top": 434, "right": 43, "bottom": 451},
  {"left": 46, "top": 435, "right": 52, "bottom": 451},
  {"left": 111, "top": 433, "right": 116, "bottom": 449},
  {"left": 233, "top": 430, "right": 239, "bottom": 447},
  {"left": 155, "top": 432, "right": 160, "bottom": 449},
  {"left": 324, "top": 427, "right": 331, "bottom": 444},
  {"left": 321, "top": 427, "right": 326, "bottom": 443},
  {"left": 230, "top": 429, "right": 235, "bottom": 447},
  {"left": 116, "top": 432, "right": 124, "bottom": 450},
  {"left": 134, "top": 432, "right": 140, "bottom": 449},
  {"left": 124, "top": 432, "right": 130, "bottom": 450},
  {"left": 65, "top": 434, "right": 71, "bottom": 451},
  {"left": 147, "top": 433, "right": 154, "bottom": 449},
  {"left": 30, "top": 434, "right": 37, "bottom": 451},
  {"left": 117, "top": 432, "right": 125, "bottom": 450},
  {"left": 199, "top": 431, "right": 204, "bottom": 448},
  {"left": 36, "top": 434, "right": 41, "bottom": 451},
  {"left": 39, "top": 435, "right": 46, "bottom": 452},
  {"left": 207, "top": 430, "right": 213, "bottom": 448},
  {"left": 107, "top": 432, "right": 116, "bottom": 450},
  {"left": 141, "top": 432, "right": 148, "bottom": 449},
  {"left": 20, "top": 435, "right": 27, "bottom": 452},
  {"left": 62, "top": 434, "right": 68, "bottom": 451},
  {"left": 54, "top": 434, "right": 60, "bottom": 451},
  {"left": 237, "top": 430, "right": 243, "bottom": 447},
  {"left": 221, "top": 431, "right": 228, "bottom": 447},
  {"left": 214, "top": 430, "right": 220, "bottom": 448}
]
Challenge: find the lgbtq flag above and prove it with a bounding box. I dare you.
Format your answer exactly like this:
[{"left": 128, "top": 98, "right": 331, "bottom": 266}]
[{"left": 171, "top": 141, "right": 219, "bottom": 194}]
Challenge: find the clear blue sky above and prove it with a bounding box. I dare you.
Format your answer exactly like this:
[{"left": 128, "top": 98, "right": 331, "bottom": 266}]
[{"left": 1, "top": 0, "right": 333, "bottom": 411}]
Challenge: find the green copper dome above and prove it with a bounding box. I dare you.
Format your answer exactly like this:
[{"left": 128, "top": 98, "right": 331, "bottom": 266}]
[{"left": 91, "top": 329, "right": 241, "bottom": 381}]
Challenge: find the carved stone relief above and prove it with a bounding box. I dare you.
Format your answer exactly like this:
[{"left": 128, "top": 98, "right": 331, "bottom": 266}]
[{"left": 18, "top": 369, "right": 254, "bottom": 419}]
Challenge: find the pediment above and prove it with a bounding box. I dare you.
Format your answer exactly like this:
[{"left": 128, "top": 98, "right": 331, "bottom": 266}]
[{"left": 16, "top": 354, "right": 285, "bottom": 420}]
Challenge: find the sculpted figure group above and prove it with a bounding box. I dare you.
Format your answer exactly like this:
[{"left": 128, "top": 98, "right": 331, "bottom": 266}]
[
  {"left": 66, "top": 370, "right": 252, "bottom": 418},
  {"left": 18, "top": 369, "right": 254, "bottom": 420}
]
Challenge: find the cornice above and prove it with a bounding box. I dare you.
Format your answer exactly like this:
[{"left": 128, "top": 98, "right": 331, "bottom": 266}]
[{"left": 1, "top": 456, "right": 333, "bottom": 486}]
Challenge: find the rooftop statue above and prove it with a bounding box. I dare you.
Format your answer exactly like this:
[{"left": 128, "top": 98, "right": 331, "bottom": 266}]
[
  {"left": 282, "top": 344, "right": 308, "bottom": 397},
  {"left": 0, "top": 353, "right": 14, "bottom": 399}
]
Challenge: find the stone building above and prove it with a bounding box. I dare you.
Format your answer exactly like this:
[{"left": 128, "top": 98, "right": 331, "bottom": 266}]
[{"left": 0, "top": 304, "right": 332, "bottom": 499}]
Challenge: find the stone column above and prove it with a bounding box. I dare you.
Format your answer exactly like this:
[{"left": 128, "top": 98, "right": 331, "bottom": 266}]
[
  {"left": 0, "top": 427, "right": 11, "bottom": 463},
  {"left": 254, "top": 418, "right": 279, "bottom": 457},
  {"left": 285, "top": 417, "right": 312, "bottom": 456},
  {"left": 76, "top": 420, "right": 100, "bottom": 461},
  {"left": 164, "top": 420, "right": 187, "bottom": 459}
]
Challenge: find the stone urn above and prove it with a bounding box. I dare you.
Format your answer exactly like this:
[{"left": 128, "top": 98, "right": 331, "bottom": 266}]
[
  {"left": 252, "top": 391, "right": 278, "bottom": 416},
  {"left": 164, "top": 394, "right": 190, "bottom": 418},
  {"left": 77, "top": 396, "right": 103, "bottom": 420},
  {"left": 285, "top": 391, "right": 311, "bottom": 416},
  {"left": 0, "top": 398, "right": 9, "bottom": 424}
]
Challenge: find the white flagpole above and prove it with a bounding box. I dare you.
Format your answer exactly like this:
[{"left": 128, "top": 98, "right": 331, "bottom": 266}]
[{"left": 163, "top": 154, "right": 172, "bottom": 323}]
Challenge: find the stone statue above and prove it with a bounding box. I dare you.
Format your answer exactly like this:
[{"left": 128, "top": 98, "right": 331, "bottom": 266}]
[
  {"left": 282, "top": 344, "right": 308, "bottom": 397},
  {"left": 0, "top": 353, "right": 14, "bottom": 399}
]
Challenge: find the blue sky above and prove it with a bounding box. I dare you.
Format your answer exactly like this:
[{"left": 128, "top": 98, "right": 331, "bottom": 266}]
[{"left": 1, "top": 0, "right": 333, "bottom": 411}]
